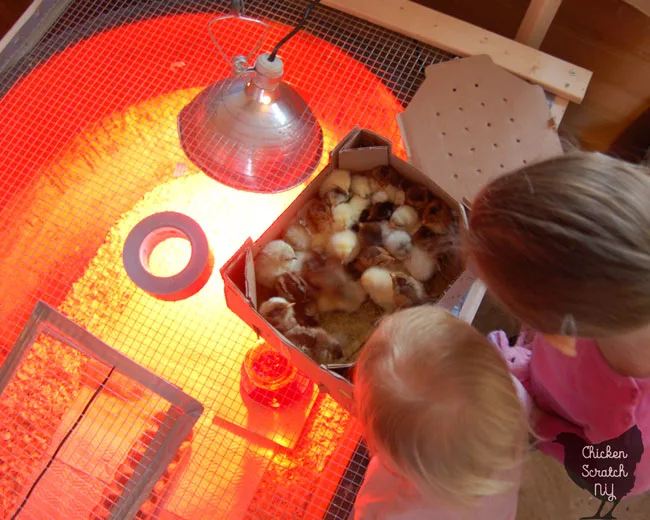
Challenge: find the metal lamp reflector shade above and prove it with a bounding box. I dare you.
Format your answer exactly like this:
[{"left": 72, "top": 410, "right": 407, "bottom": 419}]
[{"left": 178, "top": 53, "right": 323, "bottom": 193}]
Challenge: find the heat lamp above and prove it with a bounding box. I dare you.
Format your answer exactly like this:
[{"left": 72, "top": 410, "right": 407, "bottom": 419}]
[{"left": 178, "top": 1, "right": 324, "bottom": 193}]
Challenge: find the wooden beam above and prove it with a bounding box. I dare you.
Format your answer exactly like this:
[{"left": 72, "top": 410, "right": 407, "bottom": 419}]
[
  {"left": 322, "top": 0, "right": 592, "bottom": 104},
  {"left": 0, "top": 0, "right": 76, "bottom": 73},
  {"left": 459, "top": 280, "right": 488, "bottom": 325},
  {"left": 623, "top": 0, "right": 650, "bottom": 17},
  {"left": 515, "top": 0, "right": 563, "bottom": 48}
]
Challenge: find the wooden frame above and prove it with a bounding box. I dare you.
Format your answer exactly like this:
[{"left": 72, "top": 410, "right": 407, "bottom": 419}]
[
  {"left": 515, "top": 0, "right": 563, "bottom": 49},
  {"left": 323, "top": 0, "right": 592, "bottom": 129}
]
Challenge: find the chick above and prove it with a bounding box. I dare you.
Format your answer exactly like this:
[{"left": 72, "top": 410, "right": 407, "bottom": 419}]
[
  {"left": 422, "top": 198, "right": 453, "bottom": 234},
  {"left": 391, "top": 187, "right": 406, "bottom": 206},
  {"left": 391, "top": 272, "right": 428, "bottom": 309},
  {"left": 284, "top": 325, "right": 344, "bottom": 364},
  {"left": 371, "top": 165, "right": 403, "bottom": 188},
  {"left": 361, "top": 266, "right": 395, "bottom": 312},
  {"left": 405, "top": 184, "right": 431, "bottom": 210},
  {"left": 412, "top": 226, "right": 442, "bottom": 254},
  {"left": 276, "top": 272, "right": 320, "bottom": 326},
  {"left": 403, "top": 246, "right": 437, "bottom": 282},
  {"left": 364, "top": 201, "right": 395, "bottom": 222},
  {"left": 310, "top": 232, "right": 331, "bottom": 252},
  {"left": 389, "top": 205, "right": 420, "bottom": 235},
  {"left": 352, "top": 246, "right": 397, "bottom": 273},
  {"left": 284, "top": 223, "right": 311, "bottom": 251},
  {"left": 304, "top": 199, "right": 333, "bottom": 234},
  {"left": 384, "top": 230, "right": 413, "bottom": 260},
  {"left": 304, "top": 252, "right": 349, "bottom": 290},
  {"left": 317, "top": 280, "right": 367, "bottom": 314},
  {"left": 332, "top": 195, "right": 370, "bottom": 231},
  {"left": 259, "top": 297, "right": 299, "bottom": 332},
  {"left": 328, "top": 230, "right": 361, "bottom": 264},
  {"left": 379, "top": 221, "right": 393, "bottom": 240},
  {"left": 275, "top": 272, "right": 314, "bottom": 304},
  {"left": 356, "top": 222, "right": 385, "bottom": 247},
  {"left": 255, "top": 240, "right": 299, "bottom": 288},
  {"left": 371, "top": 190, "right": 390, "bottom": 204},
  {"left": 350, "top": 175, "right": 372, "bottom": 199},
  {"left": 319, "top": 168, "right": 351, "bottom": 206}
]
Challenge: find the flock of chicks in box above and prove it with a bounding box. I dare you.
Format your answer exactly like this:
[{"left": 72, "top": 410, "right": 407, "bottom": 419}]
[{"left": 255, "top": 165, "right": 458, "bottom": 365}]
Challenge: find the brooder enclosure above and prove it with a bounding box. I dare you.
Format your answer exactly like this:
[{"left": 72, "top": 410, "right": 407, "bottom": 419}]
[{"left": 0, "top": 0, "right": 590, "bottom": 519}]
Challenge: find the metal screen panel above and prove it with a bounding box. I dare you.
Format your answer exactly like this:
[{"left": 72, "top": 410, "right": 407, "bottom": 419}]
[
  {"left": 0, "top": 302, "right": 202, "bottom": 519},
  {"left": 0, "top": 1, "right": 456, "bottom": 518}
]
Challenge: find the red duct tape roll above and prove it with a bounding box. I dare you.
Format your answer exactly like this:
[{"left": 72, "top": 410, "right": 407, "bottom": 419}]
[{"left": 123, "top": 211, "right": 214, "bottom": 301}]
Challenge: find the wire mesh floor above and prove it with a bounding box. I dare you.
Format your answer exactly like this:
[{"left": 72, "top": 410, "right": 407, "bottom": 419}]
[{"left": 0, "top": 1, "right": 455, "bottom": 518}]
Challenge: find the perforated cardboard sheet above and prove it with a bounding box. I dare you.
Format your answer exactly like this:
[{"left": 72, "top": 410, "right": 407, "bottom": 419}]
[{"left": 398, "top": 55, "right": 563, "bottom": 205}]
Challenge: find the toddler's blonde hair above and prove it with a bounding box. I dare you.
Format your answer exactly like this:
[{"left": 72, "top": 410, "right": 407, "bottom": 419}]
[
  {"left": 464, "top": 152, "right": 650, "bottom": 338},
  {"left": 354, "top": 306, "right": 527, "bottom": 505}
]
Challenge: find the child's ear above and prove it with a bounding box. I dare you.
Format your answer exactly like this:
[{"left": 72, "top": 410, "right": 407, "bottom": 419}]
[{"left": 542, "top": 334, "right": 577, "bottom": 357}]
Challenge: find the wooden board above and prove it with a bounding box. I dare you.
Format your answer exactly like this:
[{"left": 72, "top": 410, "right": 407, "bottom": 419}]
[{"left": 322, "top": 0, "right": 592, "bottom": 103}]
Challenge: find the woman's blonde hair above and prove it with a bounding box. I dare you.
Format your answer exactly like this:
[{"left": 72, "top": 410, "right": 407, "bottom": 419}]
[
  {"left": 464, "top": 152, "right": 650, "bottom": 338},
  {"left": 354, "top": 306, "right": 527, "bottom": 505}
]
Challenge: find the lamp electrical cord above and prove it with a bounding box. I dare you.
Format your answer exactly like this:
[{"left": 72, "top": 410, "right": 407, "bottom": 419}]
[{"left": 268, "top": 0, "right": 322, "bottom": 62}]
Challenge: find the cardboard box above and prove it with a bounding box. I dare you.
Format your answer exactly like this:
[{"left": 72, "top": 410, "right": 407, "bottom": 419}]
[
  {"left": 221, "top": 128, "right": 469, "bottom": 413},
  {"left": 221, "top": 55, "right": 563, "bottom": 413}
]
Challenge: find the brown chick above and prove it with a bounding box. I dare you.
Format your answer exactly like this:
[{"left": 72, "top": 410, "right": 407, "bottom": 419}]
[
  {"left": 405, "top": 184, "right": 431, "bottom": 210},
  {"left": 412, "top": 226, "right": 442, "bottom": 254},
  {"left": 259, "top": 297, "right": 299, "bottom": 333},
  {"left": 352, "top": 246, "right": 397, "bottom": 273},
  {"left": 362, "top": 201, "right": 396, "bottom": 222},
  {"left": 275, "top": 272, "right": 320, "bottom": 326},
  {"left": 355, "top": 222, "right": 384, "bottom": 247},
  {"left": 422, "top": 198, "right": 453, "bottom": 235},
  {"left": 371, "top": 165, "right": 403, "bottom": 188},
  {"left": 275, "top": 272, "right": 315, "bottom": 303},
  {"left": 304, "top": 252, "right": 350, "bottom": 290},
  {"left": 304, "top": 199, "right": 333, "bottom": 234},
  {"left": 284, "top": 325, "right": 344, "bottom": 364},
  {"left": 391, "top": 272, "right": 428, "bottom": 309}
]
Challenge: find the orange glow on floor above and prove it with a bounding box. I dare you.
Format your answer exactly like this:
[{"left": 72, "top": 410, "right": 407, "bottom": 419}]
[{"left": 0, "top": 11, "right": 406, "bottom": 520}]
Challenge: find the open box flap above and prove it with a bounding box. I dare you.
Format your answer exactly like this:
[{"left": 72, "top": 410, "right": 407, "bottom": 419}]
[{"left": 398, "top": 55, "right": 563, "bottom": 205}]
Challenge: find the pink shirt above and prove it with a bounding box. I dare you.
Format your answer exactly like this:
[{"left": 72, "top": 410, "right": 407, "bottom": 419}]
[
  {"left": 353, "top": 376, "right": 529, "bottom": 520},
  {"left": 527, "top": 334, "right": 650, "bottom": 495}
]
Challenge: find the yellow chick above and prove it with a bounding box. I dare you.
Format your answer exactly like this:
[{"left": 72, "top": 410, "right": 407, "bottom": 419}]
[
  {"left": 255, "top": 240, "right": 299, "bottom": 288},
  {"left": 389, "top": 205, "right": 420, "bottom": 235},
  {"left": 361, "top": 266, "right": 395, "bottom": 312},
  {"left": 319, "top": 168, "right": 351, "bottom": 206},
  {"left": 332, "top": 195, "right": 370, "bottom": 231},
  {"left": 328, "top": 230, "right": 361, "bottom": 264},
  {"left": 350, "top": 175, "right": 372, "bottom": 199},
  {"left": 284, "top": 223, "right": 311, "bottom": 251},
  {"left": 403, "top": 246, "right": 437, "bottom": 282}
]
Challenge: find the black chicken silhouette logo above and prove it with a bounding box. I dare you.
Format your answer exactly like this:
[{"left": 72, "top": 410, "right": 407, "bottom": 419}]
[{"left": 554, "top": 425, "right": 644, "bottom": 519}]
